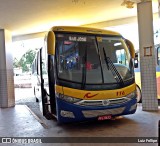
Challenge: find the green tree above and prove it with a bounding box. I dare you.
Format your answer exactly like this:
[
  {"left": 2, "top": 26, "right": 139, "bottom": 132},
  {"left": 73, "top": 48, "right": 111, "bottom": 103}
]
[
  {"left": 13, "top": 58, "right": 20, "bottom": 68},
  {"left": 18, "top": 49, "right": 36, "bottom": 72}
]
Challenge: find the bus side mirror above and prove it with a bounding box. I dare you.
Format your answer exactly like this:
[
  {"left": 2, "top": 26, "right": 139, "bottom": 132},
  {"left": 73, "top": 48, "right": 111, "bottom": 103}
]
[
  {"left": 134, "top": 53, "right": 138, "bottom": 68},
  {"left": 125, "top": 39, "right": 135, "bottom": 59},
  {"left": 134, "top": 59, "right": 138, "bottom": 68},
  {"left": 47, "top": 31, "right": 55, "bottom": 55}
]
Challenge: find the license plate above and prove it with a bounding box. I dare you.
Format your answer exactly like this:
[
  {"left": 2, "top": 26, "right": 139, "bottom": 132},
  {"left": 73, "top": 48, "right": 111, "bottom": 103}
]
[{"left": 98, "top": 115, "right": 112, "bottom": 121}]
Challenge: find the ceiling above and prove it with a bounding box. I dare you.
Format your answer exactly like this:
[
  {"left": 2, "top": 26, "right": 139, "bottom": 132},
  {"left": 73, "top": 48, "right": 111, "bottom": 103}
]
[{"left": 0, "top": 0, "right": 158, "bottom": 36}]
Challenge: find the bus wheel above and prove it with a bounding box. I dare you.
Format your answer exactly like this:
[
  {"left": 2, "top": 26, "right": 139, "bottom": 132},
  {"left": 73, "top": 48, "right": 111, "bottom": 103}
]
[
  {"left": 36, "top": 98, "right": 39, "bottom": 102},
  {"left": 34, "top": 87, "right": 39, "bottom": 102},
  {"left": 45, "top": 112, "right": 53, "bottom": 120},
  {"left": 136, "top": 85, "right": 142, "bottom": 103},
  {"left": 34, "top": 87, "right": 36, "bottom": 96}
]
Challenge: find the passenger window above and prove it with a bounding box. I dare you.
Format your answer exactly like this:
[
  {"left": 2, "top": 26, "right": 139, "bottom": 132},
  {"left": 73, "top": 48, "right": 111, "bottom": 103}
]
[
  {"left": 37, "top": 52, "right": 41, "bottom": 75},
  {"left": 158, "top": 47, "right": 160, "bottom": 66},
  {"left": 32, "top": 58, "right": 37, "bottom": 74}
]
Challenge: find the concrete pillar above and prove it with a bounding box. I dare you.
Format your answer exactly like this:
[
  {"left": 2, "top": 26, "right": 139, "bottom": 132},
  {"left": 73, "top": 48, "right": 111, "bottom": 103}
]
[
  {"left": 137, "top": 1, "right": 158, "bottom": 110},
  {"left": 0, "top": 29, "right": 15, "bottom": 108}
]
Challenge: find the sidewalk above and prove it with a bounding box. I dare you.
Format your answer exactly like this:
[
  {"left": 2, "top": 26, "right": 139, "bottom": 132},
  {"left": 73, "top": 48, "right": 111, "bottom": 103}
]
[{"left": 0, "top": 104, "right": 159, "bottom": 146}]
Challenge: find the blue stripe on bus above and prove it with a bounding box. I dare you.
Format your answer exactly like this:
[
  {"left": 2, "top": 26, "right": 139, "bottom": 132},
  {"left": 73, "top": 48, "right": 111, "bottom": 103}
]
[{"left": 56, "top": 97, "right": 137, "bottom": 123}]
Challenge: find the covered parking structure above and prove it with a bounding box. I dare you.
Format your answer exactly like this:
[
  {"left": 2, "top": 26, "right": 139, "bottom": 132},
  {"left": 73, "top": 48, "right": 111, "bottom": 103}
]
[{"left": 0, "top": 0, "right": 160, "bottom": 145}]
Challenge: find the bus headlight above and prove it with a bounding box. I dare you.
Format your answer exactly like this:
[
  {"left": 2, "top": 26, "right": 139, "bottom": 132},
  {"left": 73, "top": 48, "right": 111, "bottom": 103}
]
[
  {"left": 58, "top": 93, "right": 82, "bottom": 103},
  {"left": 126, "top": 90, "right": 136, "bottom": 99}
]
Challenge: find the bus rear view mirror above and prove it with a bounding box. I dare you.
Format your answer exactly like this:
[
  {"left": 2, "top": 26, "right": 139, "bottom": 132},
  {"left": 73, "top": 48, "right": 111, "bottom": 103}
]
[
  {"left": 134, "top": 59, "right": 138, "bottom": 68},
  {"left": 47, "top": 31, "right": 55, "bottom": 55},
  {"left": 134, "top": 53, "right": 138, "bottom": 68},
  {"left": 125, "top": 39, "right": 135, "bottom": 59}
]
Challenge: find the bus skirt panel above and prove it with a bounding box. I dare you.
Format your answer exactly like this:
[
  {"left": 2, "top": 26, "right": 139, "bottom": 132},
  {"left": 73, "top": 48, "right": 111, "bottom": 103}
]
[{"left": 56, "top": 97, "right": 137, "bottom": 123}]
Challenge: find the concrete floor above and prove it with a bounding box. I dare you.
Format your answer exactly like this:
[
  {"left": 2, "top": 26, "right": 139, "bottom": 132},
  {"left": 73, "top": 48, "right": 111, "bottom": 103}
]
[{"left": 0, "top": 104, "right": 159, "bottom": 146}]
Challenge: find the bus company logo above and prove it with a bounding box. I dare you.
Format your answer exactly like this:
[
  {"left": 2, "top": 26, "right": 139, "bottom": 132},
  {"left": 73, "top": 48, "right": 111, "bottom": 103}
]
[{"left": 84, "top": 93, "right": 98, "bottom": 99}]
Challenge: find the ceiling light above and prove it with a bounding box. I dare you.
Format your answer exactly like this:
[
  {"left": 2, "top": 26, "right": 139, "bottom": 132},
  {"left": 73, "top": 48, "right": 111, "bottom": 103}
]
[
  {"left": 121, "top": 0, "right": 135, "bottom": 9},
  {"left": 121, "top": 0, "right": 151, "bottom": 9}
]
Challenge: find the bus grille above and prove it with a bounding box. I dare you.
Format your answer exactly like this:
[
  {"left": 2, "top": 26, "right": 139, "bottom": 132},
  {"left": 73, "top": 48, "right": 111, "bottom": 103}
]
[
  {"left": 76, "top": 97, "right": 130, "bottom": 107},
  {"left": 82, "top": 107, "right": 125, "bottom": 118}
]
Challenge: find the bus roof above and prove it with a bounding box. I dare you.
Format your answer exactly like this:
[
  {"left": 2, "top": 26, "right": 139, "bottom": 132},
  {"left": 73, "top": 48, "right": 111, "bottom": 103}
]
[{"left": 50, "top": 26, "right": 121, "bottom": 36}]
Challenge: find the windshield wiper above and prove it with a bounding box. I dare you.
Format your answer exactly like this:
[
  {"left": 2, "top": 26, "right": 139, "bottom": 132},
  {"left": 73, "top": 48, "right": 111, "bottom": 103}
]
[
  {"left": 103, "top": 47, "right": 124, "bottom": 86},
  {"left": 103, "top": 47, "right": 110, "bottom": 70},
  {"left": 81, "top": 45, "right": 87, "bottom": 89}
]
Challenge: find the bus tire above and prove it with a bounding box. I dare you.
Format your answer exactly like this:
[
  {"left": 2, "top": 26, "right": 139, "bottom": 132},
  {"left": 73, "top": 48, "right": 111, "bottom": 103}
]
[
  {"left": 33, "top": 87, "right": 36, "bottom": 96},
  {"left": 45, "top": 112, "right": 52, "bottom": 120},
  {"left": 36, "top": 97, "right": 39, "bottom": 102},
  {"left": 136, "top": 85, "right": 142, "bottom": 103},
  {"left": 34, "top": 87, "right": 39, "bottom": 102}
]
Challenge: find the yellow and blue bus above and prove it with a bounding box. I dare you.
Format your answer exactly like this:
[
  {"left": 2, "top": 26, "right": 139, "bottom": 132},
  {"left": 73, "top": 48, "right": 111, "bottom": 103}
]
[{"left": 32, "top": 26, "right": 137, "bottom": 123}]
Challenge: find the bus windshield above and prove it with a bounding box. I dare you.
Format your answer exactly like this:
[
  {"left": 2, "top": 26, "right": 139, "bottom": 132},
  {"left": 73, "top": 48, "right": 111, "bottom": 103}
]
[{"left": 56, "top": 33, "right": 133, "bottom": 85}]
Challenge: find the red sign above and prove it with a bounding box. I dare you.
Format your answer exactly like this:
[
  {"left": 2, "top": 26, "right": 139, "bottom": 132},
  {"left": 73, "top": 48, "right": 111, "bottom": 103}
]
[{"left": 98, "top": 115, "right": 112, "bottom": 121}]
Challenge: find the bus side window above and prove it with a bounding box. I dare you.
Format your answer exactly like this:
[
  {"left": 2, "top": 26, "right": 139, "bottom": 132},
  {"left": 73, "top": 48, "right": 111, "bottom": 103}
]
[
  {"left": 157, "top": 47, "right": 160, "bottom": 66},
  {"left": 37, "top": 51, "right": 41, "bottom": 75},
  {"left": 32, "top": 56, "right": 38, "bottom": 75}
]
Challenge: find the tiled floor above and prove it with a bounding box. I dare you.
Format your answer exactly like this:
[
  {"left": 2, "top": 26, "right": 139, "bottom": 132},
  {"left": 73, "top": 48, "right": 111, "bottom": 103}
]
[{"left": 0, "top": 104, "right": 159, "bottom": 146}]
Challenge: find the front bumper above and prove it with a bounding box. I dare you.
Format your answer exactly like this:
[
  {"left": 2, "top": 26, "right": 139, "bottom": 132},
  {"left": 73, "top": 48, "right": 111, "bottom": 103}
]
[{"left": 56, "top": 96, "right": 137, "bottom": 123}]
